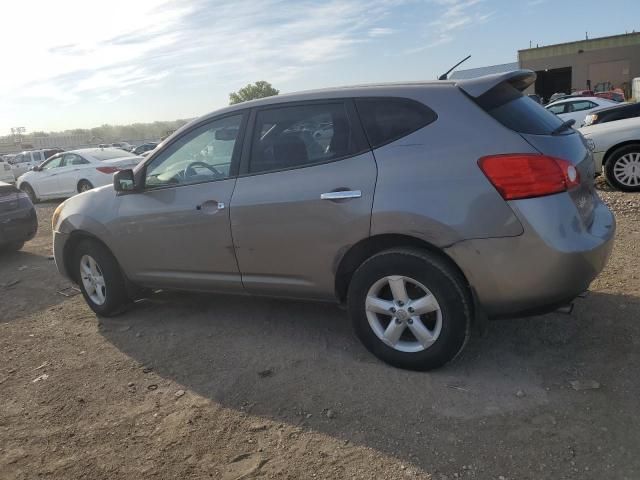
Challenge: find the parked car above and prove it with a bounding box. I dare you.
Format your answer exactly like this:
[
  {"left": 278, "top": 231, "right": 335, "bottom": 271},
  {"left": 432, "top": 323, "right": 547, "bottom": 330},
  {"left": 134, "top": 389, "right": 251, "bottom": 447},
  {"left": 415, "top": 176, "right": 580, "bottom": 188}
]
[
  {"left": 133, "top": 142, "right": 158, "bottom": 155},
  {"left": 527, "top": 94, "right": 543, "bottom": 104},
  {"left": 51, "top": 70, "right": 615, "bottom": 371},
  {"left": 0, "top": 158, "right": 15, "bottom": 183},
  {"left": 545, "top": 97, "right": 617, "bottom": 127},
  {"left": 0, "top": 181, "right": 37, "bottom": 252},
  {"left": 17, "top": 148, "right": 143, "bottom": 202},
  {"left": 10, "top": 149, "right": 64, "bottom": 178},
  {"left": 580, "top": 116, "right": 640, "bottom": 191},
  {"left": 111, "top": 142, "right": 132, "bottom": 151},
  {"left": 583, "top": 102, "right": 640, "bottom": 127}
]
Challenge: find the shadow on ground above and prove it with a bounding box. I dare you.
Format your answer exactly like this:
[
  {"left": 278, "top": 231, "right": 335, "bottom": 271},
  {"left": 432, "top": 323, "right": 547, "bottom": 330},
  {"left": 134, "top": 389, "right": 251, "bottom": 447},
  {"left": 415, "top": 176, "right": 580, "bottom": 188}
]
[{"left": 99, "top": 289, "right": 640, "bottom": 477}]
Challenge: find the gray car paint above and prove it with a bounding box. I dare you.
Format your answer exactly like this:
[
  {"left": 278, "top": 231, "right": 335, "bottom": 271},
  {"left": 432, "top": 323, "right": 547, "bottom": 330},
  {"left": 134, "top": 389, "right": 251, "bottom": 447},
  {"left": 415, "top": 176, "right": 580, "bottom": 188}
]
[{"left": 53, "top": 70, "right": 615, "bottom": 319}]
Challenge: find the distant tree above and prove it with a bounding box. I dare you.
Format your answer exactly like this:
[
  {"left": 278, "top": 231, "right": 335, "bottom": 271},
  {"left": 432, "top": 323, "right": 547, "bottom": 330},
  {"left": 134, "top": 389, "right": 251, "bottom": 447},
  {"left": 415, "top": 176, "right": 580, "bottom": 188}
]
[{"left": 229, "top": 81, "right": 279, "bottom": 105}]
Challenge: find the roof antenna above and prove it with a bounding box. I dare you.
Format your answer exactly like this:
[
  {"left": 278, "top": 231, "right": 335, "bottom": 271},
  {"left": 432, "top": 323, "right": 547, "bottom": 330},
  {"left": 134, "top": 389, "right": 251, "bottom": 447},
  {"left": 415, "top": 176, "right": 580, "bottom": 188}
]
[{"left": 438, "top": 55, "right": 471, "bottom": 80}]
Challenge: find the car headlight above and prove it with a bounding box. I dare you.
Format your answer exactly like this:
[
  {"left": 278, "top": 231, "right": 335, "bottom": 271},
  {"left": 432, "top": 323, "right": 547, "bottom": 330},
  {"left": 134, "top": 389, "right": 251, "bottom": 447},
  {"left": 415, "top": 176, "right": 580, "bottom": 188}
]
[
  {"left": 585, "top": 138, "right": 596, "bottom": 152},
  {"left": 52, "top": 202, "right": 65, "bottom": 231}
]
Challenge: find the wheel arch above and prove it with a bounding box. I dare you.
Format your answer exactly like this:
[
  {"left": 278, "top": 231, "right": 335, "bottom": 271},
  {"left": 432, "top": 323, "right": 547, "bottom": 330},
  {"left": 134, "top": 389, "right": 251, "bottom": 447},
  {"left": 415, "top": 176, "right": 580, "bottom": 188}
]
[
  {"left": 63, "top": 230, "right": 115, "bottom": 284},
  {"left": 77, "top": 178, "right": 93, "bottom": 192},
  {"left": 603, "top": 140, "right": 640, "bottom": 165},
  {"left": 334, "top": 234, "right": 471, "bottom": 304}
]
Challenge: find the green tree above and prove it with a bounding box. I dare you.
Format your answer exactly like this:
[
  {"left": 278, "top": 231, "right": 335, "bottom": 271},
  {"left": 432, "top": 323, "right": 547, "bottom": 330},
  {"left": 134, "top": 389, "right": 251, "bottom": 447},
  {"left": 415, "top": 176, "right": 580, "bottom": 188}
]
[{"left": 229, "top": 81, "right": 279, "bottom": 105}]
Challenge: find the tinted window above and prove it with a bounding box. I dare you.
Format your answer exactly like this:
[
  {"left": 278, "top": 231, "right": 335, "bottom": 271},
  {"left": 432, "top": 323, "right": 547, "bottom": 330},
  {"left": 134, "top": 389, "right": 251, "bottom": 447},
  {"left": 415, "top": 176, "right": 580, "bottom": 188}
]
[
  {"left": 570, "top": 101, "right": 595, "bottom": 112},
  {"left": 355, "top": 98, "right": 437, "bottom": 148},
  {"left": 89, "top": 149, "right": 132, "bottom": 161},
  {"left": 63, "top": 153, "right": 89, "bottom": 165},
  {"left": 145, "top": 114, "right": 242, "bottom": 188},
  {"left": 547, "top": 104, "right": 566, "bottom": 114},
  {"left": 249, "top": 103, "right": 356, "bottom": 173},
  {"left": 475, "top": 82, "right": 565, "bottom": 135}
]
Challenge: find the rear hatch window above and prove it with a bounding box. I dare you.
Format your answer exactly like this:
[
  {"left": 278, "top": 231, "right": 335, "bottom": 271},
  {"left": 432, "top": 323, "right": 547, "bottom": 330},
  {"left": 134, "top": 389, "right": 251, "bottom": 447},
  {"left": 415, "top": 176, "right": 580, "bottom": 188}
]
[{"left": 474, "top": 82, "right": 566, "bottom": 135}]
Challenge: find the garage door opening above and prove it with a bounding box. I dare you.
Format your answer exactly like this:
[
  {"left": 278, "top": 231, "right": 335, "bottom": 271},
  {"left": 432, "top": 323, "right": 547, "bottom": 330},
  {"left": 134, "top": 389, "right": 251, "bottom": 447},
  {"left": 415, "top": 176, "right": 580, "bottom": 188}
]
[{"left": 534, "top": 67, "right": 572, "bottom": 103}]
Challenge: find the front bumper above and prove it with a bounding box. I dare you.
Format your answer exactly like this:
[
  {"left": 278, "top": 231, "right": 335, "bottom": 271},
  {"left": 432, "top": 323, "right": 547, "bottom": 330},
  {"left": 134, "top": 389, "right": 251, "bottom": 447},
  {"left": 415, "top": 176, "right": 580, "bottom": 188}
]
[
  {"left": 445, "top": 195, "right": 615, "bottom": 318},
  {"left": 0, "top": 206, "right": 38, "bottom": 246},
  {"left": 53, "top": 231, "right": 70, "bottom": 279},
  {"left": 593, "top": 151, "right": 605, "bottom": 174}
]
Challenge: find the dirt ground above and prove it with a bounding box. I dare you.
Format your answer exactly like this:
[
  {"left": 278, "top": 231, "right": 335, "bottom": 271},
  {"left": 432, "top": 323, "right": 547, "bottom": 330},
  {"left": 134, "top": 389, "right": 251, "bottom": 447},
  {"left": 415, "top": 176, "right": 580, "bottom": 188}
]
[{"left": 1, "top": 180, "right": 638, "bottom": 480}]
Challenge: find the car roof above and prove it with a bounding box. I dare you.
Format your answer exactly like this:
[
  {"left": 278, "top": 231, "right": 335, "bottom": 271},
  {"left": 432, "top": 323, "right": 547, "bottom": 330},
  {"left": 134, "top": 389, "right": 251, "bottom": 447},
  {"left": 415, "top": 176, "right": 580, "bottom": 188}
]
[
  {"left": 547, "top": 96, "right": 608, "bottom": 106},
  {"left": 591, "top": 101, "right": 637, "bottom": 114}
]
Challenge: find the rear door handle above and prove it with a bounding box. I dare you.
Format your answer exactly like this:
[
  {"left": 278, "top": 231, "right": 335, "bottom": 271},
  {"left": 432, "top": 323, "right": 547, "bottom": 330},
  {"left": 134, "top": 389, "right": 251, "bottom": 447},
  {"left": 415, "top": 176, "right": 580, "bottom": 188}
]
[
  {"left": 320, "top": 190, "right": 362, "bottom": 201},
  {"left": 196, "top": 201, "right": 225, "bottom": 212}
]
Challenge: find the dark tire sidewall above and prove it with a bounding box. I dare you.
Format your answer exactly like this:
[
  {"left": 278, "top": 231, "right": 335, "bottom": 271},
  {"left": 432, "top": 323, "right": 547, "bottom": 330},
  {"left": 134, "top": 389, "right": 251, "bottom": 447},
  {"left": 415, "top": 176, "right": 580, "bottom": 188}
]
[
  {"left": 78, "top": 180, "right": 93, "bottom": 193},
  {"left": 604, "top": 146, "right": 640, "bottom": 192},
  {"left": 21, "top": 184, "right": 37, "bottom": 203},
  {"left": 348, "top": 249, "right": 471, "bottom": 371},
  {"left": 74, "top": 240, "right": 128, "bottom": 316}
]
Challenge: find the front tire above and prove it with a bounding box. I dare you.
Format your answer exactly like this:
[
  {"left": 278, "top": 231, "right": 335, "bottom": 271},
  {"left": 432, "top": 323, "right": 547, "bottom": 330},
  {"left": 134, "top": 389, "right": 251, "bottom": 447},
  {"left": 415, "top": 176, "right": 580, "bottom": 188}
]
[
  {"left": 347, "top": 248, "right": 472, "bottom": 371},
  {"left": 74, "top": 240, "right": 129, "bottom": 316},
  {"left": 0, "top": 241, "right": 24, "bottom": 252},
  {"left": 604, "top": 145, "right": 640, "bottom": 192}
]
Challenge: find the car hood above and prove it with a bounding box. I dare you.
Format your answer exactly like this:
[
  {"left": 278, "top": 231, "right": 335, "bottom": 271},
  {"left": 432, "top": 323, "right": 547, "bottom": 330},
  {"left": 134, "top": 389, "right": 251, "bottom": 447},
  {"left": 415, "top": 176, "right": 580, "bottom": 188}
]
[{"left": 579, "top": 117, "right": 640, "bottom": 137}]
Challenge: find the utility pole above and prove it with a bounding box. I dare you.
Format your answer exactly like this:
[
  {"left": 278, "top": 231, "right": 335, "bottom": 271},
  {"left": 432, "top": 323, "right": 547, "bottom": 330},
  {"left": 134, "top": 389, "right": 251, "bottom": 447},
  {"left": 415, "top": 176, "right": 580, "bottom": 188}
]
[{"left": 11, "top": 127, "right": 26, "bottom": 145}]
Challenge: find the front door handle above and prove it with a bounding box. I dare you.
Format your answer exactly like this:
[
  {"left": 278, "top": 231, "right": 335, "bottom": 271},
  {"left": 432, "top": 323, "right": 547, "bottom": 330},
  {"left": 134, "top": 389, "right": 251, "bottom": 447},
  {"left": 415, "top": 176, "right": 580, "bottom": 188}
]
[
  {"left": 320, "top": 190, "right": 362, "bottom": 201},
  {"left": 196, "top": 201, "right": 225, "bottom": 213}
]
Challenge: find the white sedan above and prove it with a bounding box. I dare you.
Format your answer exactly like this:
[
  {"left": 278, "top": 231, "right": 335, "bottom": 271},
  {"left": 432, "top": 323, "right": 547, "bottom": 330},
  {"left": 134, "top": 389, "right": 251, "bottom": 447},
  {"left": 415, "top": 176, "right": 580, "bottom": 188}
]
[
  {"left": 17, "top": 148, "right": 143, "bottom": 202},
  {"left": 579, "top": 116, "right": 640, "bottom": 191},
  {"left": 545, "top": 97, "right": 618, "bottom": 128}
]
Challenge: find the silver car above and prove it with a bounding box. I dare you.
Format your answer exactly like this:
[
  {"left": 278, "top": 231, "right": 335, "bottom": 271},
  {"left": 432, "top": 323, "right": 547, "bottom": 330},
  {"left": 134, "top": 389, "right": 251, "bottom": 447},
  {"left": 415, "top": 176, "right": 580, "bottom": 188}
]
[{"left": 52, "top": 70, "right": 615, "bottom": 370}]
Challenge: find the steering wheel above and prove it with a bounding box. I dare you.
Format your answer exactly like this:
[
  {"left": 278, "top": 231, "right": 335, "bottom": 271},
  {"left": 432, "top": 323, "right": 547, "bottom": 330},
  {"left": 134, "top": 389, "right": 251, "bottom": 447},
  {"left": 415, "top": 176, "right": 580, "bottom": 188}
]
[{"left": 184, "top": 161, "right": 223, "bottom": 179}]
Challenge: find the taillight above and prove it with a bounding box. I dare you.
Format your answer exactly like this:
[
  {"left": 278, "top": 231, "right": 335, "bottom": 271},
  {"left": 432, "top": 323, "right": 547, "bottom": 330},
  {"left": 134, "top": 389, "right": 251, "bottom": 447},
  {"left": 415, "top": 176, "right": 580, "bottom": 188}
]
[
  {"left": 478, "top": 154, "right": 580, "bottom": 200},
  {"left": 96, "top": 166, "right": 120, "bottom": 174}
]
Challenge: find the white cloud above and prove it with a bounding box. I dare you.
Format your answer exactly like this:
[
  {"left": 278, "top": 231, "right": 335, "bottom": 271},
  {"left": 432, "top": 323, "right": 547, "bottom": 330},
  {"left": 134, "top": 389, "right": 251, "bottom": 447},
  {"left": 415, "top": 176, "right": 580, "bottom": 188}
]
[
  {"left": 408, "top": 0, "right": 493, "bottom": 53},
  {"left": 1, "top": 0, "right": 402, "bottom": 114}
]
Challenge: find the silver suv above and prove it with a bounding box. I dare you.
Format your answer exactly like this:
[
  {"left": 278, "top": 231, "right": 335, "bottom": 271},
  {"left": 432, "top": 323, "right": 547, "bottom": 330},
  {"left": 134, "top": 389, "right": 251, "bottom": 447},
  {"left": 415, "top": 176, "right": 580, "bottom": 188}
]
[{"left": 52, "top": 71, "right": 615, "bottom": 370}]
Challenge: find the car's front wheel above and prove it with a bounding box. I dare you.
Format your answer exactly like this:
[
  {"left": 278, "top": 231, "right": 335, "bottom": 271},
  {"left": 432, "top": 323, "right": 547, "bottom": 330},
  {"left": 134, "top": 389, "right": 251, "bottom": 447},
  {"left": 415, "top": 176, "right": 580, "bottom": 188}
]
[
  {"left": 74, "top": 239, "right": 129, "bottom": 316},
  {"left": 347, "top": 248, "right": 472, "bottom": 371},
  {"left": 604, "top": 145, "right": 640, "bottom": 192},
  {"left": 20, "top": 183, "right": 37, "bottom": 203}
]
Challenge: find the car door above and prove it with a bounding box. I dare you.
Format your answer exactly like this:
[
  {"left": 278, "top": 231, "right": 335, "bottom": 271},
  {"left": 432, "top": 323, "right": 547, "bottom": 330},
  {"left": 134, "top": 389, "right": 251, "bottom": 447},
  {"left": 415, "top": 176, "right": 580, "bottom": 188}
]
[
  {"left": 58, "top": 153, "right": 91, "bottom": 195},
  {"left": 108, "top": 112, "right": 247, "bottom": 292},
  {"left": 34, "top": 155, "right": 66, "bottom": 197},
  {"left": 230, "top": 100, "right": 376, "bottom": 300}
]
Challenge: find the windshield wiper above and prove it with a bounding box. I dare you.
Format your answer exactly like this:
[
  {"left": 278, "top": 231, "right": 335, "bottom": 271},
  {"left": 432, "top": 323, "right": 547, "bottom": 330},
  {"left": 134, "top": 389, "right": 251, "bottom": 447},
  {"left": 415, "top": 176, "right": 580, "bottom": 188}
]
[{"left": 551, "top": 118, "right": 575, "bottom": 135}]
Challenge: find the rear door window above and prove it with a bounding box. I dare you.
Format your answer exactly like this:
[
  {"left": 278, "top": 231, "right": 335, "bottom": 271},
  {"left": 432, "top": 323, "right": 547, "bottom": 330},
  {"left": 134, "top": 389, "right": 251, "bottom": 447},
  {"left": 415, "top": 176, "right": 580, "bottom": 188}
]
[
  {"left": 355, "top": 98, "right": 437, "bottom": 149},
  {"left": 547, "top": 103, "right": 567, "bottom": 114},
  {"left": 249, "top": 102, "right": 358, "bottom": 174},
  {"left": 474, "top": 82, "right": 565, "bottom": 135}
]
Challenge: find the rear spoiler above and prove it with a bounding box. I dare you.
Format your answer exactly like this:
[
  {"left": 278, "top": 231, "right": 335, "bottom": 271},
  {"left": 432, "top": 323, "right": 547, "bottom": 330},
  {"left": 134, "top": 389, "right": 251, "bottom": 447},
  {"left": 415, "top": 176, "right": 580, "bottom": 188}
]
[{"left": 455, "top": 70, "right": 536, "bottom": 98}]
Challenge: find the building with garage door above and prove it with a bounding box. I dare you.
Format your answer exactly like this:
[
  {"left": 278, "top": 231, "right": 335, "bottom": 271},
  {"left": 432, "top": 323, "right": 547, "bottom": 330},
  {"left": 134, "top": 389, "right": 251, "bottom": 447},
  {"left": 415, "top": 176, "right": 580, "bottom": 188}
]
[
  {"left": 450, "top": 32, "right": 640, "bottom": 102},
  {"left": 519, "top": 32, "right": 640, "bottom": 101}
]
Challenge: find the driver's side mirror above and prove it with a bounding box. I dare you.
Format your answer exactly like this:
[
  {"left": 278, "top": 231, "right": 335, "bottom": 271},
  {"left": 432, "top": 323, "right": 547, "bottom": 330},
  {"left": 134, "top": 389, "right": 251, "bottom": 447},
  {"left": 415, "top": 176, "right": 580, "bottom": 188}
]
[
  {"left": 32, "top": 165, "right": 42, "bottom": 172},
  {"left": 114, "top": 169, "right": 136, "bottom": 192}
]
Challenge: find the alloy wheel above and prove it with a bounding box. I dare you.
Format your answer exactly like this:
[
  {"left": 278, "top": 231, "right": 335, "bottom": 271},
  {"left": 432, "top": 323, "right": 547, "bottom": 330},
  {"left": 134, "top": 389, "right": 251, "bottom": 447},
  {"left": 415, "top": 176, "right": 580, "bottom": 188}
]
[
  {"left": 365, "top": 275, "right": 442, "bottom": 353},
  {"left": 613, "top": 152, "right": 640, "bottom": 187},
  {"left": 80, "top": 254, "right": 107, "bottom": 305}
]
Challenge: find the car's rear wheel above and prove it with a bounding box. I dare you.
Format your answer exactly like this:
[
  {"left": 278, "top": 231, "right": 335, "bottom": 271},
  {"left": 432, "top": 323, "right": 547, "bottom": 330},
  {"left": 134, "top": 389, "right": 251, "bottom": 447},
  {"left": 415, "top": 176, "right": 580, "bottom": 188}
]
[
  {"left": 74, "top": 239, "right": 129, "bottom": 316},
  {"left": 20, "top": 183, "right": 37, "bottom": 203},
  {"left": 347, "top": 248, "right": 471, "bottom": 371},
  {"left": 604, "top": 145, "right": 640, "bottom": 192},
  {"left": 77, "top": 180, "right": 94, "bottom": 193}
]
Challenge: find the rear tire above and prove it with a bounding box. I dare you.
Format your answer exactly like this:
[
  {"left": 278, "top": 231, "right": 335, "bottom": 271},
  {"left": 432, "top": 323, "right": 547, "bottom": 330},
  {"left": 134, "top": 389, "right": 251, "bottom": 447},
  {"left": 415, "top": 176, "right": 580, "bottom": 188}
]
[
  {"left": 77, "top": 180, "right": 94, "bottom": 193},
  {"left": 347, "top": 248, "right": 472, "bottom": 371},
  {"left": 74, "top": 239, "right": 129, "bottom": 316},
  {"left": 604, "top": 145, "right": 640, "bottom": 192},
  {"left": 20, "top": 183, "right": 37, "bottom": 203}
]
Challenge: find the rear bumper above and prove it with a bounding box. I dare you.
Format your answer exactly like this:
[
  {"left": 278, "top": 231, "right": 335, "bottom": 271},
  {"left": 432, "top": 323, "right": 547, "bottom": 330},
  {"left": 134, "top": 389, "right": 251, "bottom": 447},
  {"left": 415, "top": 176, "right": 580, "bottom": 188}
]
[
  {"left": 0, "top": 206, "right": 38, "bottom": 246},
  {"left": 445, "top": 195, "right": 615, "bottom": 318}
]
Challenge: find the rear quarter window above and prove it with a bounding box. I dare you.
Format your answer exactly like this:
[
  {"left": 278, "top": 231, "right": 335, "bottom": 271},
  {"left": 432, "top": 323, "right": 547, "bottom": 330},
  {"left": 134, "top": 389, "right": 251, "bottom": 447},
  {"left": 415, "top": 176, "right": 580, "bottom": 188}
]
[
  {"left": 355, "top": 98, "right": 437, "bottom": 149},
  {"left": 473, "top": 82, "right": 565, "bottom": 135}
]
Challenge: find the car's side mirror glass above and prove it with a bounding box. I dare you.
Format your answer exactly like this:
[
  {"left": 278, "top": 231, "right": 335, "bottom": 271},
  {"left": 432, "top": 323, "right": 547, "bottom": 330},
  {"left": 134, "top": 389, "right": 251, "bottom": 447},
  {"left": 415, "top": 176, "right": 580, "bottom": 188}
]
[{"left": 114, "top": 169, "right": 136, "bottom": 192}]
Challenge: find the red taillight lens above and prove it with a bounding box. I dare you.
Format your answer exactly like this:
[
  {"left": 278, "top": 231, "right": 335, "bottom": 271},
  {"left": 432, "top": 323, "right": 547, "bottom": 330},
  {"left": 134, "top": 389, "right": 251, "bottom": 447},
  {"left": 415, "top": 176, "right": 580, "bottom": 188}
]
[
  {"left": 478, "top": 154, "right": 580, "bottom": 200},
  {"left": 96, "top": 166, "right": 120, "bottom": 174}
]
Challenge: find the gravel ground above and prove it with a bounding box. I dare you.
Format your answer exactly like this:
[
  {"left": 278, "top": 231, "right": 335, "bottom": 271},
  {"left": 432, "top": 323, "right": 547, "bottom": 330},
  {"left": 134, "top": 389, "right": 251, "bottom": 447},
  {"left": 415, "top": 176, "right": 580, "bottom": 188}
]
[{"left": 1, "top": 181, "right": 638, "bottom": 480}]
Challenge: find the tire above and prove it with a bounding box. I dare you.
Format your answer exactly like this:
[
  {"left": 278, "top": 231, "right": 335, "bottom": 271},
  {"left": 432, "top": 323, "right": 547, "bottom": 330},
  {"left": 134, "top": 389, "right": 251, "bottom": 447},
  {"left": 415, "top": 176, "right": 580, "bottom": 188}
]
[
  {"left": 0, "top": 241, "right": 24, "bottom": 252},
  {"left": 77, "top": 180, "right": 94, "bottom": 193},
  {"left": 74, "top": 239, "right": 129, "bottom": 316},
  {"left": 20, "top": 183, "right": 37, "bottom": 203},
  {"left": 347, "top": 248, "right": 472, "bottom": 371},
  {"left": 604, "top": 145, "right": 640, "bottom": 192}
]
